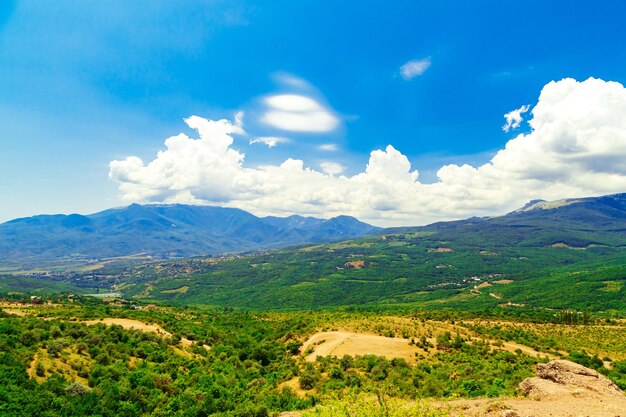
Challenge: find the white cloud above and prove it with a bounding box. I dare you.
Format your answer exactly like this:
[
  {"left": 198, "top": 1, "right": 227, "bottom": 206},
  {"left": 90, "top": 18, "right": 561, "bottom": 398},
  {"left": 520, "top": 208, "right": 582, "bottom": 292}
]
[
  {"left": 320, "top": 162, "right": 345, "bottom": 175},
  {"left": 233, "top": 111, "right": 245, "bottom": 135},
  {"left": 249, "top": 136, "right": 289, "bottom": 148},
  {"left": 110, "top": 78, "right": 626, "bottom": 227},
  {"left": 400, "top": 57, "right": 431, "bottom": 80},
  {"left": 273, "top": 72, "right": 311, "bottom": 89},
  {"left": 502, "top": 104, "right": 530, "bottom": 132},
  {"left": 260, "top": 94, "right": 340, "bottom": 133},
  {"left": 318, "top": 143, "right": 338, "bottom": 151}
]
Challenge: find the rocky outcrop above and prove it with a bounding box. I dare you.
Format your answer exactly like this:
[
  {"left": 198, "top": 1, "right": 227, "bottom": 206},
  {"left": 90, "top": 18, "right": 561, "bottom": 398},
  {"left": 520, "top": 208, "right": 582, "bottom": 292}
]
[{"left": 519, "top": 360, "right": 624, "bottom": 400}]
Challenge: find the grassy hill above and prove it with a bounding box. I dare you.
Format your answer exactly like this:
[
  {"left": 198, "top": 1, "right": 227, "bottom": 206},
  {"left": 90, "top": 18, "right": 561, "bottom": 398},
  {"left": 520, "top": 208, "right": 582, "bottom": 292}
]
[{"left": 121, "top": 193, "right": 626, "bottom": 313}]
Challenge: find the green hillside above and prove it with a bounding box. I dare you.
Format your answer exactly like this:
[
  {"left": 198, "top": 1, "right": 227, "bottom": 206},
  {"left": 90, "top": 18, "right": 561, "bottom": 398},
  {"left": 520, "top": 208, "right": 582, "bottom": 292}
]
[
  {"left": 3, "top": 193, "right": 625, "bottom": 314},
  {"left": 121, "top": 194, "right": 626, "bottom": 312},
  {"left": 122, "top": 231, "right": 625, "bottom": 312}
]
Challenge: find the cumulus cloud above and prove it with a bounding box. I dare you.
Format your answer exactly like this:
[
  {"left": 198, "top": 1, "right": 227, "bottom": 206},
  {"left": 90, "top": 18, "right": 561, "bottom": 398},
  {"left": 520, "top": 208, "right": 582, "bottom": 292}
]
[
  {"left": 320, "top": 162, "right": 345, "bottom": 175},
  {"left": 318, "top": 143, "right": 338, "bottom": 151},
  {"left": 249, "top": 136, "right": 289, "bottom": 148},
  {"left": 110, "top": 77, "right": 626, "bottom": 226},
  {"left": 502, "top": 104, "right": 530, "bottom": 132},
  {"left": 400, "top": 57, "right": 431, "bottom": 80},
  {"left": 259, "top": 94, "right": 340, "bottom": 133}
]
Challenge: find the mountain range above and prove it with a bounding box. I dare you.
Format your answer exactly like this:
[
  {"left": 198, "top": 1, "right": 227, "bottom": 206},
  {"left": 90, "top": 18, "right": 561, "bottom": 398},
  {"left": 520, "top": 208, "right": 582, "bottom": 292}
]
[
  {"left": 0, "top": 204, "right": 378, "bottom": 265},
  {"left": 388, "top": 192, "right": 626, "bottom": 247},
  {"left": 116, "top": 192, "right": 626, "bottom": 311}
]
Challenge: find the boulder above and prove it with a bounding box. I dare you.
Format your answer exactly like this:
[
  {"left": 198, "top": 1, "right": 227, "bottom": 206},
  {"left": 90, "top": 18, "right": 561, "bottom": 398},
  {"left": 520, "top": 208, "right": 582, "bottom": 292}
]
[{"left": 519, "top": 360, "right": 624, "bottom": 400}]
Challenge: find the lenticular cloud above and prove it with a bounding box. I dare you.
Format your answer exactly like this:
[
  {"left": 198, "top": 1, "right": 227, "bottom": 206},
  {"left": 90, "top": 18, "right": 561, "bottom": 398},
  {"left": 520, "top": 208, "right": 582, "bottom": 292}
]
[{"left": 109, "top": 78, "right": 626, "bottom": 226}]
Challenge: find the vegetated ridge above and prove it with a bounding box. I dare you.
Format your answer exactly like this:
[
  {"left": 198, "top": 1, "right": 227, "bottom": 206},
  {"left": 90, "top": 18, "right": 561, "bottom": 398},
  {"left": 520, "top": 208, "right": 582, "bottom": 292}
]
[{"left": 120, "top": 192, "right": 626, "bottom": 311}]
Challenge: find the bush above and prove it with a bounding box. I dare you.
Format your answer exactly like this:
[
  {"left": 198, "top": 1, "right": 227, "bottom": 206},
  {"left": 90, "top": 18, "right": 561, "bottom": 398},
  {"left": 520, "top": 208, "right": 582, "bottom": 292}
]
[{"left": 65, "top": 382, "right": 90, "bottom": 396}]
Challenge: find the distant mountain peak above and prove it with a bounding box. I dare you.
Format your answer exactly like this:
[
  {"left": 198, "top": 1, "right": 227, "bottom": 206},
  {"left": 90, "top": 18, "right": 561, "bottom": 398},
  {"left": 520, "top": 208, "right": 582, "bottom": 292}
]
[
  {"left": 514, "top": 192, "right": 626, "bottom": 214},
  {"left": 0, "top": 204, "right": 379, "bottom": 265}
]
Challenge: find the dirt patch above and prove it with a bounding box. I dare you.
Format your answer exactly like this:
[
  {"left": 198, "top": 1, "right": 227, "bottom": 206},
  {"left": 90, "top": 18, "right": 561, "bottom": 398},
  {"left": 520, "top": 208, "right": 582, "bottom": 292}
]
[
  {"left": 84, "top": 318, "right": 172, "bottom": 336},
  {"left": 551, "top": 243, "right": 587, "bottom": 250},
  {"left": 344, "top": 260, "right": 366, "bottom": 269},
  {"left": 300, "top": 331, "right": 419, "bottom": 364},
  {"left": 493, "top": 279, "right": 514, "bottom": 284},
  {"left": 441, "top": 394, "right": 626, "bottom": 417},
  {"left": 475, "top": 282, "right": 492, "bottom": 290},
  {"left": 178, "top": 337, "right": 205, "bottom": 348},
  {"left": 83, "top": 317, "right": 196, "bottom": 348},
  {"left": 428, "top": 247, "right": 453, "bottom": 253},
  {"left": 498, "top": 302, "right": 526, "bottom": 308}
]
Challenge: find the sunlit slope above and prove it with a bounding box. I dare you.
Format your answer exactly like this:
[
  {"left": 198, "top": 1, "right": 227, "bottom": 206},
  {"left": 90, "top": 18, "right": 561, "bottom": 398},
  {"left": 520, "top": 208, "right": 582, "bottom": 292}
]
[{"left": 126, "top": 193, "right": 626, "bottom": 311}]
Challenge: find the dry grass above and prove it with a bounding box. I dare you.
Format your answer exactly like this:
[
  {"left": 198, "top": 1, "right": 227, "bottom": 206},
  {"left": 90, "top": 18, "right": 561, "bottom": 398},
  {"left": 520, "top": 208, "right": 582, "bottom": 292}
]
[
  {"left": 84, "top": 318, "right": 172, "bottom": 335},
  {"left": 160, "top": 285, "right": 189, "bottom": 294},
  {"left": 28, "top": 348, "right": 91, "bottom": 385},
  {"left": 301, "top": 331, "right": 423, "bottom": 364}
]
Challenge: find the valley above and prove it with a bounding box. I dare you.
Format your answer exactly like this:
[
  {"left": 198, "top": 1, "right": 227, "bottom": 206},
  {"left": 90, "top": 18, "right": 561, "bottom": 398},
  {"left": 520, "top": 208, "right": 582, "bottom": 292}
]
[{"left": 1, "top": 193, "right": 626, "bottom": 416}]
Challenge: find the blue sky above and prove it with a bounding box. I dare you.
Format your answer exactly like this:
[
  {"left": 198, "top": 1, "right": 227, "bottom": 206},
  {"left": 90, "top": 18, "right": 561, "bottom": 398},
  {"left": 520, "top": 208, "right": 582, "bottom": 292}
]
[{"left": 2, "top": 1, "right": 626, "bottom": 225}]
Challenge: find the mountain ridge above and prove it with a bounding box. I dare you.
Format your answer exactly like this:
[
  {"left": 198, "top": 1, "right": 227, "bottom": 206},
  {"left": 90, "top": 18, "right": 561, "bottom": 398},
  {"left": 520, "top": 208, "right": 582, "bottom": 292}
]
[{"left": 0, "top": 204, "right": 379, "bottom": 265}]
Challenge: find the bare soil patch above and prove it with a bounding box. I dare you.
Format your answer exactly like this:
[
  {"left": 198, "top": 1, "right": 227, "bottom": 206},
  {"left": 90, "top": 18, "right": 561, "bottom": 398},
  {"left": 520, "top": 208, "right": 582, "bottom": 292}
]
[
  {"left": 300, "top": 331, "right": 419, "bottom": 364},
  {"left": 84, "top": 318, "right": 172, "bottom": 336},
  {"left": 551, "top": 242, "right": 587, "bottom": 250},
  {"left": 428, "top": 247, "right": 453, "bottom": 253},
  {"left": 344, "top": 260, "right": 366, "bottom": 269},
  {"left": 83, "top": 317, "right": 196, "bottom": 348}
]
